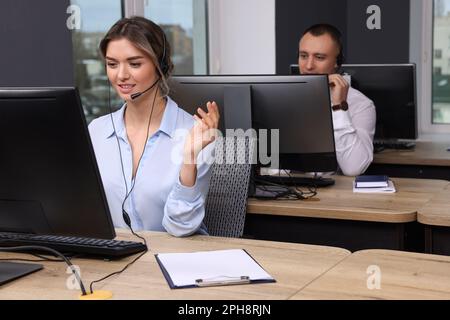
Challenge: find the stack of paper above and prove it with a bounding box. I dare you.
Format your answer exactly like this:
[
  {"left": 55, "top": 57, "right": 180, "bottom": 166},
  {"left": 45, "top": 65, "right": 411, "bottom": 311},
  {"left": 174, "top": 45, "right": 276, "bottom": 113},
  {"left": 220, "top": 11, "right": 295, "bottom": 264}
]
[{"left": 353, "top": 180, "right": 396, "bottom": 193}]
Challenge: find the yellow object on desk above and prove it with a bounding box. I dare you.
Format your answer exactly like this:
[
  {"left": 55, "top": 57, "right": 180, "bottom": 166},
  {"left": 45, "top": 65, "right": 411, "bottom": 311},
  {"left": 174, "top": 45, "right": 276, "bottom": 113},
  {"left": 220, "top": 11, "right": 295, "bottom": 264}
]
[{"left": 79, "top": 290, "right": 113, "bottom": 300}]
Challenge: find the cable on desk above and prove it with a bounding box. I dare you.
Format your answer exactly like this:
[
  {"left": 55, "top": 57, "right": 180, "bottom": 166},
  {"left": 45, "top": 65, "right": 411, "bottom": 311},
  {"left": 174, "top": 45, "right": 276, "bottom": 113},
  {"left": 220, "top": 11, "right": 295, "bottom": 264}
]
[
  {"left": 285, "top": 170, "right": 318, "bottom": 200},
  {"left": 0, "top": 257, "right": 63, "bottom": 263},
  {"left": 0, "top": 252, "right": 82, "bottom": 263},
  {"left": 0, "top": 245, "right": 87, "bottom": 296},
  {"left": 88, "top": 217, "right": 148, "bottom": 294},
  {"left": 251, "top": 170, "right": 318, "bottom": 201},
  {"left": 88, "top": 246, "right": 148, "bottom": 294}
]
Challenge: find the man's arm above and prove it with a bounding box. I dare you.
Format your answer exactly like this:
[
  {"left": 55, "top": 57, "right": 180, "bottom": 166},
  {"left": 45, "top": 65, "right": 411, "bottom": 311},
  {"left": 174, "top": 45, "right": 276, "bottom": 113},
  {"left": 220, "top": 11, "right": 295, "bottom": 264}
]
[{"left": 332, "top": 90, "right": 376, "bottom": 176}]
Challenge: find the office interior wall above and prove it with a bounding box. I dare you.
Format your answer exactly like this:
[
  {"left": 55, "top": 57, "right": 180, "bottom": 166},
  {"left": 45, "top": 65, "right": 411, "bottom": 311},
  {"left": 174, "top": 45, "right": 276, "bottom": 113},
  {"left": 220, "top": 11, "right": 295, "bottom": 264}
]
[
  {"left": 208, "top": 0, "right": 275, "bottom": 74},
  {"left": 0, "top": 0, "right": 74, "bottom": 86},
  {"left": 275, "top": 0, "right": 410, "bottom": 74},
  {"left": 346, "top": 0, "right": 410, "bottom": 63},
  {"left": 275, "top": 0, "right": 347, "bottom": 75}
]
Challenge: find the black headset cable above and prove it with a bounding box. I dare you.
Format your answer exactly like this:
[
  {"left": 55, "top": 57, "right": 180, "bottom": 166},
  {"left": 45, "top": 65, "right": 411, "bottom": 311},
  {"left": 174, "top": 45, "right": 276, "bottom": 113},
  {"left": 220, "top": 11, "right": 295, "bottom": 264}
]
[{"left": 88, "top": 79, "right": 161, "bottom": 293}]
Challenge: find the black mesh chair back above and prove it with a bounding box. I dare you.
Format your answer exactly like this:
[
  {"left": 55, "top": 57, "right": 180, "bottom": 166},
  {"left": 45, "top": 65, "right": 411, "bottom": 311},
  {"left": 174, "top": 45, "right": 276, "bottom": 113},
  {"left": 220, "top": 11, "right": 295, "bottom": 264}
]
[{"left": 204, "top": 136, "right": 255, "bottom": 237}]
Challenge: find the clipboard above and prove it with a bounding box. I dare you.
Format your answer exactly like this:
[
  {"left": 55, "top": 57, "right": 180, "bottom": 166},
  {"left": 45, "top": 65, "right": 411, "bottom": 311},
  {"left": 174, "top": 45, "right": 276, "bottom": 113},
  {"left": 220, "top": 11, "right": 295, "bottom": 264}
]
[{"left": 155, "top": 249, "right": 276, "bottom": 289}]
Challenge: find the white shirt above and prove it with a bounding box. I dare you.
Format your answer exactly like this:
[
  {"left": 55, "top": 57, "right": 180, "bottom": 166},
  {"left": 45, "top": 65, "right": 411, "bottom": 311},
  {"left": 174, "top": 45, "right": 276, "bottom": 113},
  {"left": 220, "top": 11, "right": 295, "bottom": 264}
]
[{"left": 332, "top": 87, "right": 376, "bottom": 176}]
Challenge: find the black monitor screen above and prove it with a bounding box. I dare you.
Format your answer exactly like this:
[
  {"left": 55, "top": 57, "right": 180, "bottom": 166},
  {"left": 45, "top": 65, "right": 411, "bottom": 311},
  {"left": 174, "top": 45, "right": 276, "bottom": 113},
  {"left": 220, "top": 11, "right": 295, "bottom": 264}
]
[
  {"left": 0, "top": 88, "right": 115, "bottom": 239},
  {"left": 169, "top": 75, "right": 337, "bottom": 173},
  {"left": 340, "top": 64, "right": 417, "bottom": 140}
]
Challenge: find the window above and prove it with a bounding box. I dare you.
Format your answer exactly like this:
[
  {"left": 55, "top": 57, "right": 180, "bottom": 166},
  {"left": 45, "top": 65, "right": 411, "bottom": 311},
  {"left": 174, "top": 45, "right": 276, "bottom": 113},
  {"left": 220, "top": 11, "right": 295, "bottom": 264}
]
[
  {"left": 70, "top": 0, "right": 123, "bottom": 123},
  {"left": 433, "top": 0, "right": 450, "bottom": 124},
  {"left": 143, "top": 0, "right": 208, "bottom": 75}
]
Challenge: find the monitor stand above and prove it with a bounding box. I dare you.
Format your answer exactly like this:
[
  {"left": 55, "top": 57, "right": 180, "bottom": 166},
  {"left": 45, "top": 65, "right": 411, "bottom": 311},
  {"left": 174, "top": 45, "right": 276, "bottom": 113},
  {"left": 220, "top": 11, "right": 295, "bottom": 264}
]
[{"left": 0, "top": 261, "right": 43, "bottom": 286}]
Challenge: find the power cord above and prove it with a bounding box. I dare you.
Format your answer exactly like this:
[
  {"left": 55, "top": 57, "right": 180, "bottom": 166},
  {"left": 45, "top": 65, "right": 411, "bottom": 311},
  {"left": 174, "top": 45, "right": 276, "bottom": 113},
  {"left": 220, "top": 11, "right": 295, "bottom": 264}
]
[
  {"left": 252, "top": 169, "right": 318, "bottom": 200},
  {"left": 0, "top": 252, "right": 81, "bottom": 263},
  {"left": 284, "top": 170, "right": 318, "bottom": 199}
]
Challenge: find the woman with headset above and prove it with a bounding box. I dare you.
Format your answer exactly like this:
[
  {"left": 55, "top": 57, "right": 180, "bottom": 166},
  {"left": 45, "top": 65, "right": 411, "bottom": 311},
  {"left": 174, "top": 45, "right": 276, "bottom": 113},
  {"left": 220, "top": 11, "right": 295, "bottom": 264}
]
[{"left": 89, "top": 16, "right": 219, "bottom": 236}]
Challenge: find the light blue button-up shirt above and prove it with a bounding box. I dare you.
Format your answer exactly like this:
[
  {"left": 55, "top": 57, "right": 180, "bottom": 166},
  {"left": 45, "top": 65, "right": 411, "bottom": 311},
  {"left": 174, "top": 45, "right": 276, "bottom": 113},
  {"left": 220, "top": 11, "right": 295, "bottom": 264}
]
[{"left": 88, "top": 97, "right": 214, "bottom": 236}]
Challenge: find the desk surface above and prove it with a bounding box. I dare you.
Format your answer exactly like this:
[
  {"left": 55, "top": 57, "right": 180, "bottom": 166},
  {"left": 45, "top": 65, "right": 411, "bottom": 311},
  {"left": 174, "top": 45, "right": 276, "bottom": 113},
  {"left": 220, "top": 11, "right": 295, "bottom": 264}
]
[
  {"left": 247, "top": 176, "right": 448, "bottom": 223},
  {"left": 291, "top": 249, "right": 450, "bottom": 300},
  {"left": 418, "top": 184, "right": 450, "bottom": 227},
  {"left": 0, "top": 230, "right": 350, "bottom": 300},
  {"left": 373, "top": 141, "right": 450, "bottom": 167}
]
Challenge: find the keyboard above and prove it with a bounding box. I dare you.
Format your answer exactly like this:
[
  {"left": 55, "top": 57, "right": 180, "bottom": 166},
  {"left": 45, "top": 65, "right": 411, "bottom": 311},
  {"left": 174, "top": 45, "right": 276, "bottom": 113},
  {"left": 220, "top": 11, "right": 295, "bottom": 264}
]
[
  {"left": 0, "top": 232, "right": 147, "bottom": 258},
  {"left": 256, "top": 175, "right": 335, "bottom": 188},
  {"left": 373, "top": 140, "right": 416, "bottom": 152}
]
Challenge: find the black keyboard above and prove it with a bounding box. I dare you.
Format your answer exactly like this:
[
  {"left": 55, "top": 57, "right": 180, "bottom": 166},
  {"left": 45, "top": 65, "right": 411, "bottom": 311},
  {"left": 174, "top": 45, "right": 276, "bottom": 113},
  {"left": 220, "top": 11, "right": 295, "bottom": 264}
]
[
  {"left": 0, "top": 232, "right": 147, "bottom": 258},
  {"left": 373, "top": 140, "right": 416, "bottom": 152},
  {"left": 256, "top": 175, "right": 335, "bottom": 188}
]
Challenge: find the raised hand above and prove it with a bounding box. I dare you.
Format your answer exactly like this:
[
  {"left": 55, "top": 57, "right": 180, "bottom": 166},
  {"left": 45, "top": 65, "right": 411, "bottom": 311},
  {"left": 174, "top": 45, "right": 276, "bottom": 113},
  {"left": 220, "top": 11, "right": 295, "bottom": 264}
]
[
  {"left": 183, "top": 101, "right": 220, "bottom": 164},
  {"left": 328, "top": 74, "right": 350, "bottom": 106}
]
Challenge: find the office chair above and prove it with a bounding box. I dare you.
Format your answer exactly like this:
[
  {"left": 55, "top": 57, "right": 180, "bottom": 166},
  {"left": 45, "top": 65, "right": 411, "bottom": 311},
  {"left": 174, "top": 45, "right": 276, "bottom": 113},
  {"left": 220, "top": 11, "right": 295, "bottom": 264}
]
[{"left": 203, "top": 136, "right": 255, "bottom": 238}]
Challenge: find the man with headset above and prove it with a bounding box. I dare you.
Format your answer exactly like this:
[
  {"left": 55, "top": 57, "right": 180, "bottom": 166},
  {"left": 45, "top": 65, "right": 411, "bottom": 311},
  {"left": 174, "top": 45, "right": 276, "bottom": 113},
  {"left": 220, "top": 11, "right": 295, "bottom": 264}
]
[{"left": 298, "top": 24, "right": 376, "bottom": 176}]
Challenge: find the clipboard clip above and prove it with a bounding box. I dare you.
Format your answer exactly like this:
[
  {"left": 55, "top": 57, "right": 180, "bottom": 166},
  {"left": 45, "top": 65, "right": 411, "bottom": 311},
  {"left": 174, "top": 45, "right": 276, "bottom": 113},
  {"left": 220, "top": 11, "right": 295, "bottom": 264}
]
[{"left": 195, "top": 276, "right": 250, "bottom": 287}]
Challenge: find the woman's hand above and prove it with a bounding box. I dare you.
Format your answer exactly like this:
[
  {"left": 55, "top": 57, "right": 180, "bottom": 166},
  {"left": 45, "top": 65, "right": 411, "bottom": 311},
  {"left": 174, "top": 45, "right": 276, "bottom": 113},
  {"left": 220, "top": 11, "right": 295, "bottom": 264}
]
[{"left": 183, "top": 101, "right": 220, "bottom": 164}]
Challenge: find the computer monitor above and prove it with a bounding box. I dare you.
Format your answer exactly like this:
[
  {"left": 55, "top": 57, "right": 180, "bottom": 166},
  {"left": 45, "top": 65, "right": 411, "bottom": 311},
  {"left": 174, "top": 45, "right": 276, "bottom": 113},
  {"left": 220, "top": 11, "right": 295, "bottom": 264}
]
[
  {"left": 169, "top": 75, "right": 337, "bottom": 173},
  {"left": 0, "top": 87, "right": 115, "bottom": 239},
  {"left": 340, "top": 64, "right": 417, "bottom": 141},
  {"left": 290, "top": 63, "right": 418, "bottom": 141}
]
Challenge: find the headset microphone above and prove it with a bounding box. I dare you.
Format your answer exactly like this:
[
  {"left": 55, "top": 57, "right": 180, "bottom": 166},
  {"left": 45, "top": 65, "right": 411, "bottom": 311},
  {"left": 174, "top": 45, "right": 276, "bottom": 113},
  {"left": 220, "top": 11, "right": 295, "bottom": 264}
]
[{"left": 130, "top": 78, "right": 160, "bottom": 100}]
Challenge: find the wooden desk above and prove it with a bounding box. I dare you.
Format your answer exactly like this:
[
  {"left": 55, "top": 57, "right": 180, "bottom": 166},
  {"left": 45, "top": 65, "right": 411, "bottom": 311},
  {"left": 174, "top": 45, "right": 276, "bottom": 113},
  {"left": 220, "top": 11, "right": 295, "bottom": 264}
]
[
  {"left": 368, "top": 141, "right": 450, "bottom": 180},
  {"left": 0, "top": 230, "right": 350, "bottom": 300},
  {"left": 418, "top": 185, "right": 450, "bottom": 255},
  {"left": 292, "top": 249, "right": 450, "bottom": 299},
  {"left": 244, "top": 176, "right": 448, "bottom": 252}
]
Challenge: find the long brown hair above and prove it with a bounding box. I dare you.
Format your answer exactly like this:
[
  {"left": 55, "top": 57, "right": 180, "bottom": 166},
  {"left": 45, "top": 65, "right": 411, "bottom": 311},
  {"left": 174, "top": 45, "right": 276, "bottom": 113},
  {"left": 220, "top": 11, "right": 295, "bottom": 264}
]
[{"left": 99, "top": 16, "right": 173, "bottom": 96}]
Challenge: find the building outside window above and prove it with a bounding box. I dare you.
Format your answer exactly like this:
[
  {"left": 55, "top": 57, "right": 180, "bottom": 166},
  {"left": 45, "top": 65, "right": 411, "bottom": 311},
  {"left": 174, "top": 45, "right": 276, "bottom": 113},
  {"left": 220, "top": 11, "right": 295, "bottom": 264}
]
[
  {"left": 433, "top": 0, "right": 450, "bottom": 124},
  {"left": 144, "top": 0, "right": 208, "bottom": 76},
  {"left": 435, "top": 49, "right": 443, "bottom": 59}
]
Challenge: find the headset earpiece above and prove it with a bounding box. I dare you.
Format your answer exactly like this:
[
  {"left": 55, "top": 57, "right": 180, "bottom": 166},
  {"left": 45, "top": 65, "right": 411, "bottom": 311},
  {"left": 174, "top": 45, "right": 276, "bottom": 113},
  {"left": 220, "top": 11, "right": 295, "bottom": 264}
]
[
  {"left": 160, "top": 60, "right": 169, "bottom": 76},
  {"left": 159, "top": 30, "right": 168, "bottom": 76},
  {"left": 336, "top": 51, "right": 344, "bottom": 67}
]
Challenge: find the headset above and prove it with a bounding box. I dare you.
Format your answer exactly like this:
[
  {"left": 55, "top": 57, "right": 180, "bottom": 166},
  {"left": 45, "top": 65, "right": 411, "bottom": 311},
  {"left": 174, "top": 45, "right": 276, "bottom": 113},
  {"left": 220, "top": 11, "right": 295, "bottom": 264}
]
[
  {"left": 297, "top": 44, "right": 344, "bottom": 68},
  {"left": 297, "top": 24, "right": 345, "bottom": 70},
  {"left": 336, "top": 49, "right": 344, "bottom": 68},
  {"left": 130, "top": 28, "right": 168, "bottom": 100},
  {"left": 159, "top": 30, "right": 169, "bottom": 76},
  {"left": 296, "top": 47, "right": 344, "bottom": 71}
]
